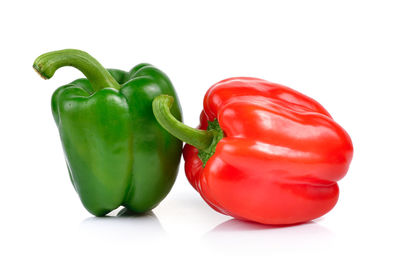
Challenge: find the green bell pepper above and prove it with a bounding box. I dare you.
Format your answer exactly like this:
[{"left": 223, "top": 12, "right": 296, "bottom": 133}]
[{"left": 33, "top": 49, "right": 182, "bottom": 216}]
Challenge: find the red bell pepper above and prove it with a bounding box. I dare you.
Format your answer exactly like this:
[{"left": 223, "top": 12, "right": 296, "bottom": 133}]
[{"left": 152, "top": 77, "right": 353, "bottom": 225}]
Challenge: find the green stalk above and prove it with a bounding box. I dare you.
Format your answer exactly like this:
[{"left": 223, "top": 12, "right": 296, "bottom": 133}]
[
  {"left": 152, "top": 95, "right": 214, "bottom": 150},
  {"left": 33, "top": 49, "right": 120, "bottom": 91}
]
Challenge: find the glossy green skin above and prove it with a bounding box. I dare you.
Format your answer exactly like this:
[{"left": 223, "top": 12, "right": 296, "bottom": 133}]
[{"left": 51, "top": 64, "right": 182, "bottom": 216}]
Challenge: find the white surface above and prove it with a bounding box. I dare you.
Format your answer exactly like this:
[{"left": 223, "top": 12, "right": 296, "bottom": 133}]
[{"left": 1, "top": 0, "right": 399, "bottom": 260}]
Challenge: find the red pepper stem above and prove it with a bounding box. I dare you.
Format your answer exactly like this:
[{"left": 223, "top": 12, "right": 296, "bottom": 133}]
[
  {"left": 152, "top": 95, "right": 214, "bottom": 150},
  {"left": 33, "top": 49, "right": 120, "bottom": 91}
]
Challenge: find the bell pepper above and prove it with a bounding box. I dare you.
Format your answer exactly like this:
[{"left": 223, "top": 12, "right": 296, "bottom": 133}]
[
  {"left": 33, "top": 49, "right": 182, "bottom": 216},
  {"left": 152, "top": 77, "right": 353, "bottom": 225}
]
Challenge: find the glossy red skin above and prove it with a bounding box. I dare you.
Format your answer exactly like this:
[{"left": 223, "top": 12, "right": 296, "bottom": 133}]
[{"left": 183, "top": 77, "right": 353, "bottom": 225}]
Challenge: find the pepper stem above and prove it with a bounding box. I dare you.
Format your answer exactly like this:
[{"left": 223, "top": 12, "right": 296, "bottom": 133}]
[
  {"left": 33, "top": 49, "right": 120, "bottom": 91},
  {"left": 152, "top": 95, "right": 214, "bottom": 150}
]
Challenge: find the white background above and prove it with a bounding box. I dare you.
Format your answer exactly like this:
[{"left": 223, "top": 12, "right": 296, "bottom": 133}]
[{"left": 1, "top": 0, "right": 399, "bottom": 260}]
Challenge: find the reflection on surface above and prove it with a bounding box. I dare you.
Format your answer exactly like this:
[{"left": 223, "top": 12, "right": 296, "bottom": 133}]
[
  {"left": 203, "top": 218, "right": 335, "bottom": 254},
  {"left": 79, "top": 207, "right": 166, "bottom": 241},
  {"left": 210, "top": 218, "right": 301, "bottom": 231}
]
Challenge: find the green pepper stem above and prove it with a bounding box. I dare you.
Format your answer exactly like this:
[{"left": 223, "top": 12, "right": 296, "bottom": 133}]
[
  {"left": 33, "top": 49, "right": 120, "bottom": 91},
  {"left": 152, "top": 95, "right": 214, "bottom": 150}
]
